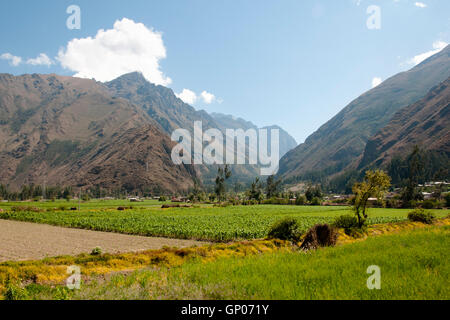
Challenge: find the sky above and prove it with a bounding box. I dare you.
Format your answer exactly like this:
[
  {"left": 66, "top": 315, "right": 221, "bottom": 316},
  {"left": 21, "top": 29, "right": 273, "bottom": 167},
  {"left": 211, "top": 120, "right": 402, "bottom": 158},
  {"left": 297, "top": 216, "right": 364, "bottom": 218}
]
[{"left": 0, "top": 0, "right": 449, "bottom": 143}]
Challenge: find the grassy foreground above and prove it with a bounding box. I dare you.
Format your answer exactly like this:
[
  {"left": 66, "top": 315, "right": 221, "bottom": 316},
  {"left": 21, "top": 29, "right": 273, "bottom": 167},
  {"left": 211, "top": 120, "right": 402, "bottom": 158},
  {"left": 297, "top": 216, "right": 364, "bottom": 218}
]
[
  {"left": 1, "top": 201, "right": 447, "bottom": 241},
  {"left": 4, "top": 223, "right": 449, "bottom": 300}
]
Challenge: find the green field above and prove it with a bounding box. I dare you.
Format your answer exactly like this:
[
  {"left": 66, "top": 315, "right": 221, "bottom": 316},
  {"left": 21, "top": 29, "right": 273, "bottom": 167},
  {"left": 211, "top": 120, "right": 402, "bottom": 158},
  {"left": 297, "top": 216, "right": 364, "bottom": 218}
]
[
  {"left": 19, "top": 225, "right": 450, "bottom": 300},
  {"left": 1, "top": 200, "right": 448, "bottom": 241}
]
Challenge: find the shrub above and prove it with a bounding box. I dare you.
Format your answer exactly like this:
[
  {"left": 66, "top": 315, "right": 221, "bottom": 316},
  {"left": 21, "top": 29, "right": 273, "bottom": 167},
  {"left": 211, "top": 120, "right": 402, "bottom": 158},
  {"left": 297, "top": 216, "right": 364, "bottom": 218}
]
[
  {"left": 445, "top": 193, "right": 450, "bottom": 207},
  {"left": 90, "top": 247, "right": 103, "bottom": 256},
  {"left": 311, "top": 197, "right": 321, "bottom": 206},
  {"left": 295, "top": 196, "right": 306, "bottom": 206},
  {"left": 403, "top": 200, "right": 417, "bottom": 209},
  {"left": 300, "top": 224, "right": 338, "bottom": 251},
  {"left": 333, "top": 214, "right": 365, "bottom": 236},
  {"left": 262, "top": 198, "right": 289, "bottom": 205},
  {"left": 159, "top": 196, "right": 167, "bottom": 202},
  {"left": 268, "top": 218, "right": 302, "bottom": 242},
  {"left": 386, "top": 199, "right": 400, "bottom": 208},
  {"left": 407, "top": 209, "right": 435, "bottom": 224},
  {"left": 242, "top": 199, "right": 259, "bottom": 206},
  {"left": 422, "top": 200, "right": 435, "bottom": 209}
]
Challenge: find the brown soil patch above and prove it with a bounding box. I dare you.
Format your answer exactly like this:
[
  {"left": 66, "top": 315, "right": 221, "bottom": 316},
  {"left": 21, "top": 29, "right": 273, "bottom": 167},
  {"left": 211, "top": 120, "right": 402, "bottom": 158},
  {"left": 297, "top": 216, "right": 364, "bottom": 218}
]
[{"left": 0, "top": 219, "right": 207, "bottom": 262}]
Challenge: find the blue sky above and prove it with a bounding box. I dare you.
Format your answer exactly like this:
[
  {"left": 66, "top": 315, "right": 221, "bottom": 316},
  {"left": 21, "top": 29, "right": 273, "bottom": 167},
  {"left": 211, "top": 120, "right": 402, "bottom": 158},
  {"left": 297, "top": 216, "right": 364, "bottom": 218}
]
[{"left": 0, "top": 0, "right": 449, "bottom": 143}]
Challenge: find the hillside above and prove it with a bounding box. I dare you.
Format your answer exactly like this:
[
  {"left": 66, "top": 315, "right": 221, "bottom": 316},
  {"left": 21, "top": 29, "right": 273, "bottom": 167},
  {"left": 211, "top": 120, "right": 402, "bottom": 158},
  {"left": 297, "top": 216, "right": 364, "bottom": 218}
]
[
  {"left": 0, "top": 73, "right": 197, "bottom": 193},
  {"left": 278, "top": 45, "right": 450, "bottom": 182},
  {"left": 359, "top": 77, "right": 450, "bottom": 168},
  {"left": 106, "top": 72, "right": 218, "bottom": 135}
]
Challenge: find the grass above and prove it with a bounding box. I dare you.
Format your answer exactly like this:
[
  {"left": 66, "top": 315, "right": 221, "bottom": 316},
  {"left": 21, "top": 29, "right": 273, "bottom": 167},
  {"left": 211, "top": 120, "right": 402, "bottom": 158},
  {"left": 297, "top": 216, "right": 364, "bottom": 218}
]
[
  {"left": 0, "top": 239, "right": 292, "bottom": 299},
  {"left": 9, "top": 224, "right": 449, "bottom": 300},
  {"left": 1, "top": 200, "right": 448, "bottom": 241}
]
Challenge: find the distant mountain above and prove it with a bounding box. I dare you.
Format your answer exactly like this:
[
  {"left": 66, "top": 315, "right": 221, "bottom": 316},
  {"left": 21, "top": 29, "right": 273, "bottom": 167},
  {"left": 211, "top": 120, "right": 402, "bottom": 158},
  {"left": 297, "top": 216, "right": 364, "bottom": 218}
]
[
  {"left": 0, "top": 73, "right": 197, "bottom": 193},
  {"left": 359, "top": 77, "right": 450, "bottom": 168},
  {"left": 211, "top": 113, "right": 297, "bottom": 159},
  {"left": 106, "top": 73, "right": 260, "bottom": 184},
  {"left": 107, "top": 74, "right": 297, "bottom": 184},
  {"left": 279, "top": 45, "right": 450, "bottom": 182}
]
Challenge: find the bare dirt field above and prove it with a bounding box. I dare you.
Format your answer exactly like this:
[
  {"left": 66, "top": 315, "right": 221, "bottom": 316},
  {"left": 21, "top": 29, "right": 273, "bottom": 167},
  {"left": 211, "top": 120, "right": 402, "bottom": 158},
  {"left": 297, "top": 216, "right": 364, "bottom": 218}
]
[{"left": 0, "top": 219, "right": 207, "bottom": 262}]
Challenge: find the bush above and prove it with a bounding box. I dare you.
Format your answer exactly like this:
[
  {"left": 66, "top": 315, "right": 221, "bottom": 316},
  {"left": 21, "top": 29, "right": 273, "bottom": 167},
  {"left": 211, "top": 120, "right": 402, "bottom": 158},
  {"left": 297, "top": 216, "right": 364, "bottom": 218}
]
[
  {"left": 295, "top": 196, "right": 306, "bottom": 206},
  {"left": 333, "top": 214, "right": 364, "bottom": 236},
  {"left": 445, "top": 193, "right": 450, "bottom": 207},
  {"left": 407, "top": 209, "right": 435, "bottom": 224},
  {"left": 268, "top": 218, "right": 302, "bottom": 242},
  {"left": 386, "top": 199, "right": 400, "bottom": 208},
  {"left": 421, "top": 200, "right": 435, "bottom": 209},
  {"left": 242, "top": 199, "right": 259, "bottom": 206},
  {"left": 300, "top": 224, "right": 338, "bottom": 251},
  {"left": 403, "top": 200, "right": 417, "bottom": 209},
  {"left": 159, "top": 196, "right": 167, "bottom": 202},
  {"left": 90, "top": 247, "right": 103, "bottom": 256},
  {"left": 311, "top": 197, "right": 321, "bottom": 206},
  {"left": 262, "top": 198, "right": 289, "bottom": 205}
]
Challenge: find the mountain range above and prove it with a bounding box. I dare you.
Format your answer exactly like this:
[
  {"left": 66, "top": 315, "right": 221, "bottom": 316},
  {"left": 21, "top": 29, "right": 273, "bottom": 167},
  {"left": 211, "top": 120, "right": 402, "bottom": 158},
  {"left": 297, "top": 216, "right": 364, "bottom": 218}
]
[
  {"left": 1, "top": 44, "right": 449, "bottom": 194},
  {"left": 0, "top": 72, "right": 297, "bottom": 192}
]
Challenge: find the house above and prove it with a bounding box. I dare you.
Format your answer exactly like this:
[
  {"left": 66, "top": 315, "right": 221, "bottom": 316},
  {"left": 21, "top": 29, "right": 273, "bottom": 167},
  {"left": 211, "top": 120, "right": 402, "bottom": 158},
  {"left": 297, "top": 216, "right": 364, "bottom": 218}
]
[{"left": 422, "top": 192, "right": 433, "bottom": 200}]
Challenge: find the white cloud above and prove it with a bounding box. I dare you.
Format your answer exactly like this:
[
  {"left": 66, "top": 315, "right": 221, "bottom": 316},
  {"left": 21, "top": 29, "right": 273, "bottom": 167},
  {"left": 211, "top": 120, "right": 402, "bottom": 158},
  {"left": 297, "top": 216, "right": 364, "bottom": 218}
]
[
  {"left": 26, "top": 53, "right": 53, "bottom": 67},
  {"left": 415, "top": 2, "right": 427, "bottom": 8},
  {"left": 176, "top": 89, "right": 197, "bottom": 105},
  {"left": 406, "top": 41, "right": 448, "bottom": 66},
  {"left": 0, "top": 53, "right": 22, "bottom": 66},
  {"left": 372, "top": 77, "right": 382, "bottom": 88},
  {"left": 176, "top": 89, "right": 217, "bottom": 105},
  {"left": 200, "top": 91, "right": 215, "bottom": 104},
  {"left": 57, "top": 18, "right": 172, "bottom": 85}
]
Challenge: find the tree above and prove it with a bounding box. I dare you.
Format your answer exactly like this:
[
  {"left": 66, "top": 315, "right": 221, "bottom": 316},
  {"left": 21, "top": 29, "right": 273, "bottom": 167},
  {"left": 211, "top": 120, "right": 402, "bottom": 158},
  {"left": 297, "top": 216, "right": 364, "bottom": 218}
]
[
  {"left": 352, "top": 170, "right": 391, "bottom": 227},
  {"left": 305, "top": 186, "right": 314, "bottom": 202},
  {"left": 401, "top": 146, "right": 424, "bottom": 205},
  {"left": 63, "top": 187, "right": 72, "bottom": 201},
  {"left": 248, "top": 177, "right": 263, "bottom": 201},
  {"left": 215, "top": 165, "right": 232, "bottom": 201},
  {"left": 305, "top": 185, "right": 323, "bottom": 202},
  {"left": 266, "top": 175, "right": 281, "bottom": 198},
  {"left": 189, "top": 179, "right": 204, "bottom": 202}
]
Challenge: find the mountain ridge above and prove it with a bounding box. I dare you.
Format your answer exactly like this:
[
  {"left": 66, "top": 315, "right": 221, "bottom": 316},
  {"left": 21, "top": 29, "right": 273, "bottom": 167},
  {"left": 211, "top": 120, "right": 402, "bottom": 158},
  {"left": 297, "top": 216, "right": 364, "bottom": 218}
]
[
  {"left": 359, "top": 76, "right": 450, "bottom": 169},
  {"left": 0, "top": 73, "right": 198, "bottom": 193},
  {"left": 278, "top": 45, "right": 450, "bottom": 182}
]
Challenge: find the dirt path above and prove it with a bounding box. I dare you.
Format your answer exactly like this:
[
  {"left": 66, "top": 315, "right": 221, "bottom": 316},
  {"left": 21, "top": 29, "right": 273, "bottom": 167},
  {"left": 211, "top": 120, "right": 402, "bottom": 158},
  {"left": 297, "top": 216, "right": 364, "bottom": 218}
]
[{"left": 0, "top": 219, "right": 207, "bottom": 262}]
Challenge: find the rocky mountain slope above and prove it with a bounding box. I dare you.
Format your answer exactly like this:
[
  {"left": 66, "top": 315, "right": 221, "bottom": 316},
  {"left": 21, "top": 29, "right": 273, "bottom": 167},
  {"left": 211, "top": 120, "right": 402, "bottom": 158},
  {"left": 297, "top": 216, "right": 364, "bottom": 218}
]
[
  {"left": 359, "top": 77, "right": 450, "bottom": 168},
  {"left": 0, "top": 73, "right": 197, "bottom": 193},
  {"left": 278, "top": 44, "right": 450, "bottom": 182}
]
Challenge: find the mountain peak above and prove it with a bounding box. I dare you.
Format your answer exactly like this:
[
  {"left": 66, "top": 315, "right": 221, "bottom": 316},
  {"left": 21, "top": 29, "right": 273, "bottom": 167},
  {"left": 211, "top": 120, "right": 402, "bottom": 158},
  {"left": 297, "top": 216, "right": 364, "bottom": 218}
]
[{"left": 108, "top": 72, "right": 149, "bottom": 86}]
